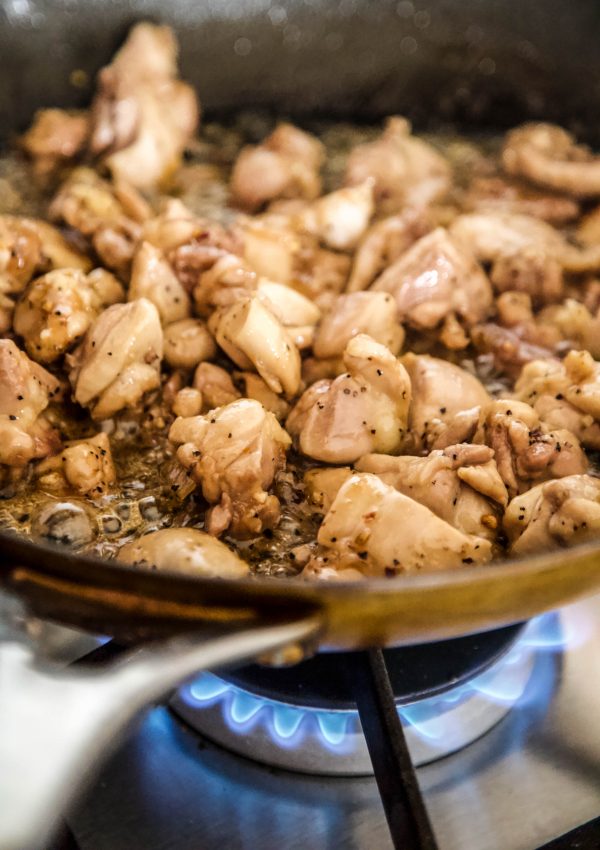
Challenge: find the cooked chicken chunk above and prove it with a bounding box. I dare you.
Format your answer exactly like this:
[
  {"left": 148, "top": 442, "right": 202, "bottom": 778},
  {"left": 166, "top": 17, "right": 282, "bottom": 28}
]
[
  {"left": 193, "top": 362, "right": 240, "bottom": 411},
  {"left": 171, "top": 387, "right": 203, "bottom": 418},
  {"left": 304, "top": 466, "right": 353, "bottom": 512},
  {"left": 482, "top": 399, "right": 587, "bottom": 498},
  {"left": 0, "top": 340, "right": 61, "bottom": 474},
  {"left": 234, "top": 372, "right": 290, "bottom": 420},
  {"left": 90, "top": 23, "right": 199, "bottom": 189},
  {"left": 20, "top": 108, "right": 89, "bottom": 177},
  {"left": 169, "top": 398, "right": 291, "bottom": 538},
  {"left": 256, "top": 279, "right": 321, "bottom": 349},
  {"left": 295, "top": 181, "right": 374, "bottom": 252},
  {"left": 67, "top": 298, "right": 163, "bottom": 420},
  {"left": 14, "top": 268, "right": 123, "bottom": 363},
  {"left": 119, "top": 527, "right": 250, "bottom": 578},
  {"left": 504, "top": 475, "right": 600, "bottom": 556},
  {"left": 287, "top": 334, "right": 411, "bottom": 463},
  {"left": 313, "top": 292, "right": 404, "bottom": 360},
  {"left": 230, "top": 122, "right": 324, "bottom": 211},
  {"left": 462, "top": 175, "right": 580, "bottom": 224},
  {"left": 193, "top": 254, "right": 257, "bottom": 315},
  {"left": 371, "top": 228, "right": 493, "bottom": 344},
  {"left": 502, "top": 123, "right": 600, "bottom": 198},
  {"left": 36, "top": 432, "right": 116, "bottom": 498},
  {"left": 212, "top": 295, "right": 301, "bottom": 398},
  {"left": 344, "top": 117, "right": 451, "bottom": 213},
  {"left": 303, "top": 473, "right": 491, "bottom": 579},
  {"left": 163, "top": 318, "right": 216, "bottom": 369},
  {"left": 401, "top": 353, "right": 490, "bottom": 452},
  {"left": 129, "top": 241, "right": 190, "bottom": 324},
  {"left": 0, "top": 217, "right": 44, "bottom": 327}
]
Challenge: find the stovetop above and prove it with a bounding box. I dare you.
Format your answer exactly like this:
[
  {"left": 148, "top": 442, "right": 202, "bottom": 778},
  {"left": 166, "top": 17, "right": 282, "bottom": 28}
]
[{"left": 65, "top": 594, "right": 600, "bottom": 850}]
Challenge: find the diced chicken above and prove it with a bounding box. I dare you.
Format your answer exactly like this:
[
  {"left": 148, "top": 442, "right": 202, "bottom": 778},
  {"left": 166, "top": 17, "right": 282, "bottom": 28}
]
[
  {"left": 0, "top": 217, "right": 44, "bottom": 302},
  {"left": 344, "top": 117, "right": 451, "bottom": 213},
  {"left": 295, "top": 181, "right": 375, "bottom": 252},
  {"left": 0, "top": 340, "right": 61, "bottom": 474},
  {"left": 502, "top": 123, "right": 600, "bottom": 198},
  {"left": 230, "top": 122, "right": 324, "bottom": 211},
  {"left": 19, "top": 218, "right": 93, "bottom": 273},
  {"left": 287, "top": 334, "right": 411, "bottom": 463},
  {"left": 211, "top": 295, "right": 301, "bottom": 398},
  {"left": 234, "top": 372, "right": 290, "bottom": 420},
  {"left": 313, "top": 291, "right": 404, "bottom": 361},
  {"left": 193, "top": 254, "right": 257, "bottom": 316},
  {"left": 36, "top": 432, "right": 116, "bottom": 498},
  {"left": 302, "top": 473, "right": 491, "bottom": 579},
  {"left": 14, "top": 268, "right": 123, "bottom": 363},
  {"left": 401, "top": 353, "right": 490, "bottom": 452},
  {"left": 193, "top": 362, "right": 240, "bottom": 411},
  {"left": 67, "top": 298, "right": 163, "bottom": 420},
  {"left": 304, "top": 466, "right": 353, "bottom": 512},
  {"left": 169, "top": 398, "right": 291, "bottom": 538},
  {"left": 20, "top": 109, "right": 89, "bottom": 177},
  {"left": 371, "top": 228, "right": 493, "bottom": 344},
  {"left": 462, "top": 175, "right": 580, "bottom": 224},
  {"left": 347, "top": 209, "right": 431, "bottom": 292},
  {"left": 118, "top": 527, "right": 250, "bottom": 578},
  {"left": 256, "top": 278, "right": 321, "bottom": 349},
  {"left": 163, "top": 318, "right": 216, "bottom": 369},
  {"left": 356, "top": 443, "right": 507, "bottom": 540},
  {"left": 471, "top": 323, "right": 555, "bottom": 381},
  {"left": 171, "top": 387, "right": 203, "bottom": 418},
  {"left": 504, "top": 475, "right": 600, "bottom": 556},
  {"left": 482, "top": 399, "right": 587, "bottom": 498},
  {"left": 129, "top": 241, "right": 190, "bottom": 324},
  {"left": 90, "top": 23, "right": 199, "bottom": 189}
]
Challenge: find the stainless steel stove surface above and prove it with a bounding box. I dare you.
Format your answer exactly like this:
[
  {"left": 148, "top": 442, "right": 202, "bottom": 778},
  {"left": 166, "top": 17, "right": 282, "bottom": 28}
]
[{"left": 67, "top": 594, "right": 600, "bottom": 850}]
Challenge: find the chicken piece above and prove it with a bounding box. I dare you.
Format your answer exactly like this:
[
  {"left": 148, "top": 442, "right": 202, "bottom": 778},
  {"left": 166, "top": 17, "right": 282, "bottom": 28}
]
[
  {"left": 171, "top": 387, "right": 203, "bottom": 418},
  {"left": 20, "top": 218, "right": 93, "bottom": 273},
  {"left": 67, "top": 298, "right": 163, "bottom": 420},
  {"left": 344, "top": 117, "right": 451, "bottom": 214},
  {"left": 347, "top": 209, "right": 431, "bottom": 292},
  {"left": 537, "top": 299, "right": 600, "bottom": 359},
  {"left": 482, "top": 399, "right": 587, "bottom": 498},
  {"left": 0, "top": 340, "right": 61, "bottom": 475},
  {"left": 287, "top": 334, "right": 411, "bottom": 463},
  {"left": 462, "top": 175, "right": 580, "bottom": 224},
  {"left": 163, "top": 318, "right": 216, "bottom": 370},
  {"left": 14, "top": 268, "right": 124, "bottom": 364},
  {"left": 0, "top": 217, "right": 44, "bottom": 300},
  {"left": 129, "top": 241, "right": 190, "bottom": 324},
  {"left": 577, "top": 206, "right": 600, "bottom": 246},
  {"left": 504, "top": 475, "right": 600, "bottom": 556},
  {"left": 514, "top": 350, "right": 600, "bottom": 449},
  {"left": 234, "top": 372, "right": 290, "bottom": 420},
  {"left": 304, "top": 466, "right": 353, "bottom": 512},
  {"left": 371, "top": 228, "right": 493, "bottom": 343},
  {"left": 313, "top": 292, "right": 403, "bottom": 361},
  {"left": 20, "top": 109, "right": 89, "bottom": 177},
  {"left": 89, "top": 23, "right": 199, "bottom": 189},
  {"left": 302, "top": 473, "right": 491, "bottom": 579},
  {"left": 502, "top": 123, "right": 600, "bottom": 198},
  {"left": 193, "top": 362, "right": 240, "bottom": 411},
  {"left": 230, "top": 122, "right": 324, "bottom": 211},
  {"left": 119, "top": 527, "right": 250, "bottom": 578},
  {"left": 35, "top": 432, "right": 116, "bottom": 499},
  {"left": 401, "top": 353, "right": 490, "bottom": 452},
  {"left": 471, "top": 323, "right": 555, "bottom": 380},
  {"left": 294, "top": 181, "right": 375, "bottom": 252},
  {"left": 193, "top": 254, "right": 257, "bottom": 316},
  {"left": 256, "top": 279, "right": 321, "bottom": 349},
  {"left": 211, "top": 296, "right": 301, "bottom": 398},
  {"left": 169, "top": 398, "right": 291, "bottom": 538},
  {"left": 356, "top": 443, "right": 507, "bottom": 540}
]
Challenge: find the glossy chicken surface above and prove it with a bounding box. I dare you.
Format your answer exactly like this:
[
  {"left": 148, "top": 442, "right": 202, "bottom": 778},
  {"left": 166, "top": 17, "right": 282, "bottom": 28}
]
[{"left": 3, "top": 22, "right": 600, "bottom": 581}]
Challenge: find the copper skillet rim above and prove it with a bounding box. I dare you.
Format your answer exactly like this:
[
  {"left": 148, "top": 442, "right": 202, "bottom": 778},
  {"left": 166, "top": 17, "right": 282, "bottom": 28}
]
[{"left": 1, "top": 524, "right": 599, "bottom": 601}]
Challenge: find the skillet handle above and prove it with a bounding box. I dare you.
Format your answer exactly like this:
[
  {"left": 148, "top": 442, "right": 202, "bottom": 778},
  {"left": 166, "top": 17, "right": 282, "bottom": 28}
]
[{"left": 0, "top": 614, "right": 320, "bottom": 850}]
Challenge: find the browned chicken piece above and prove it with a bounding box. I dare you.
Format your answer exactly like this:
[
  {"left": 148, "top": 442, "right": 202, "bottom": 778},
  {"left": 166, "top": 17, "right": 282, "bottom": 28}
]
[
  {"left": 482, "top": 399, "right": 587, "bottom": 498},
  {"left": 193, "top": 362, "right": 240, "bottom": 411},
  {"left": 356, "top": 443, "right": 507, "bottom": 540},
  {"left": 163, "top": 318, "right": 216, "bottom": 369},
  {"left": 462, "top": 175, "right": 580, "bottom": 224},
  {"left": 294, "top": 181, "right": 375, "bottom": 252},
  {"left": 577, "top": 206, "right": 600, "bottom": 246},
  {"left": 211, "top": 295, "right": 301, "bottom": 399},
  {"left": 67, "top": 298, "right": 163, "bottom": 420},
  {"left": 14, "top": 268, "right": 124, "bottom": 364},
  {"left": 230, "top": 122, "right": 324, "bottom": 211},
  {"left": 304, "top": 466, "right": 353, "bottom": 512},
  {"left": 471, "top": 324, "right": 555, "bottom": 381},
  {"left": 401, "top": 352, "right": 490, "bottom": 452},
  {"left": 302, "top": 473, "right": 492, "bottom": 580},
  {"left": 287, "top": 334, "right": 411, "bottom": 463},
  {"left": 371, "top": 228, "right": 493, "bottom": 346},
  {"left": 313, "top": 292, "right": 404, "bottom": 361},
  {"left": 169, "top": 398, "right": 291, "bottom": 538},
  {"left": 193, "top": 254, "right": 257, "bottom": 315},
  {"left": 20, "top": 109, "right": 89, "bottom": 177},
  {"left": 347, "top": 208, "right": 431, "bottom": 292},
  {"left": 171, "top": 387, "right": 203, "bottom": 418},
  {"left": 36, "top": 432, "right": 116, "bottom": 499},
  {"left": 89, "top": 22, "right": 199, "bottom": 189},
  {"left": 129, "top": 241, "right": 190, "bottom": 324},
  {"left": 344, "top": 117, "right": 451, "bottom": 214},
  {"left": 256, "top": 279, "right": 321, "bottom": 350},
  {"left": 502, "top": 123, "right": 600, "bottom": 197},
  {"left": 170, "top": 223, "right": 243, "bottom": 293},
  {"left": 504, "top": 475, "right": 600, "bottom": 556},
  {"left": 0, "top": 339, "right": 61, "bottom": 476},
  {"left": 234, "top": 372, "right": 291, "bottom": 420},
  {"left": 142, "top": 199, "right": 204, "bottom": 252},
  {"left": 514, "top": 350, "right": 600, "bottom": 449}
]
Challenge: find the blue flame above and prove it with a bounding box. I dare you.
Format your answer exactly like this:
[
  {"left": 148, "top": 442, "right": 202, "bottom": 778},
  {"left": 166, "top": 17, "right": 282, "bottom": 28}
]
[{"left": 181, "top": 613, "right": 564, "bottom": 755}]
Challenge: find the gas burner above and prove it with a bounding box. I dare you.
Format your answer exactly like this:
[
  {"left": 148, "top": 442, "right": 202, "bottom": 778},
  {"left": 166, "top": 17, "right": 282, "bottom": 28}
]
[{"left": 170, "top": 615, "right": 561, "bottom": 776}]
